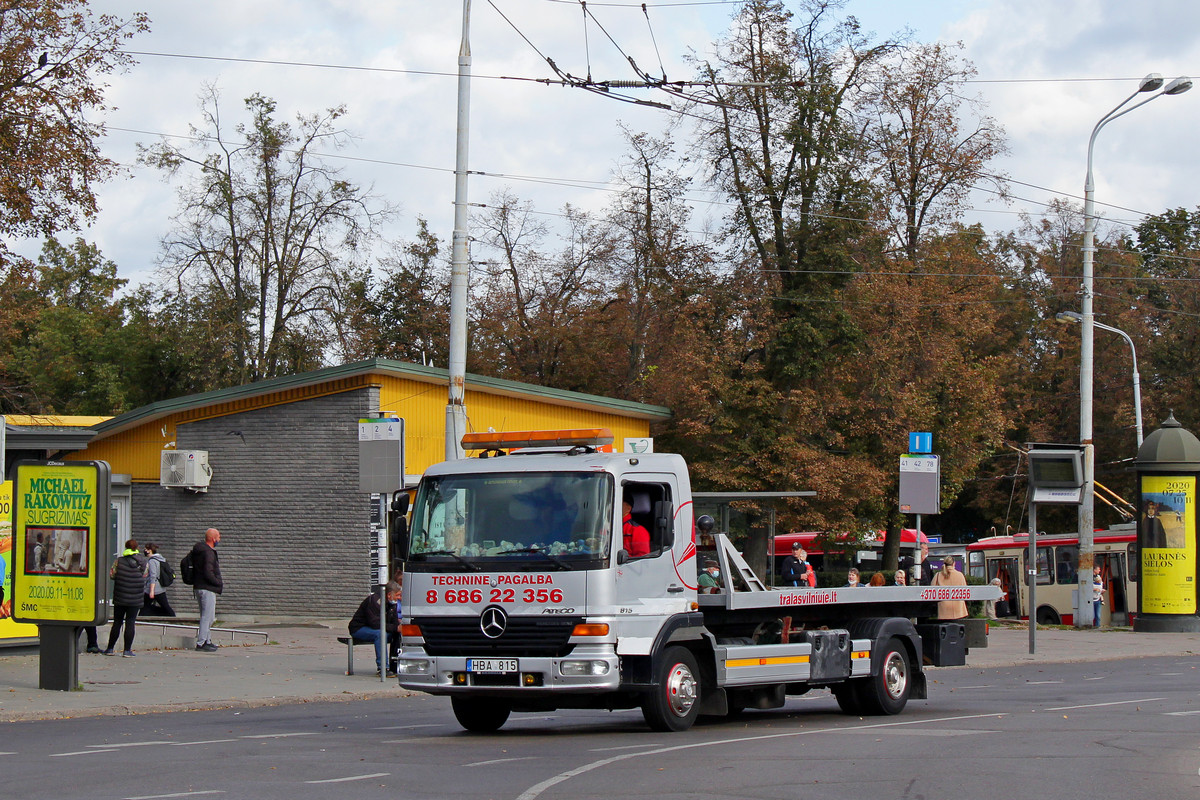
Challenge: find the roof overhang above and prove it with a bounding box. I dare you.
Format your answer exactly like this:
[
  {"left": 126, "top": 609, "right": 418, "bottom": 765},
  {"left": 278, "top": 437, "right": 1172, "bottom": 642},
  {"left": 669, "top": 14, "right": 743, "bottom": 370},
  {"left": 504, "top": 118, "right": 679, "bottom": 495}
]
[
  {"left": 90, "top": 359, "right": 671, "bottom": 439},
  {"left": 5, "top": 423, "right": 98, "bottom": 453}
]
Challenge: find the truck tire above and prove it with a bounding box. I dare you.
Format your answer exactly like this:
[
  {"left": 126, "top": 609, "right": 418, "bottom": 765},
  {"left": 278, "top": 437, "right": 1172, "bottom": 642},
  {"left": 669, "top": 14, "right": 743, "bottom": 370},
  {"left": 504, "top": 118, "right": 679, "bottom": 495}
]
[
  {"left": 642, "top": 646, "right": 701, "bottom": 732},
  {"left": 451, "top": 697, "right": 511, "bottom": 732},
  {"left": 858, "top": 637, "right": 911, "bottom": 715}
]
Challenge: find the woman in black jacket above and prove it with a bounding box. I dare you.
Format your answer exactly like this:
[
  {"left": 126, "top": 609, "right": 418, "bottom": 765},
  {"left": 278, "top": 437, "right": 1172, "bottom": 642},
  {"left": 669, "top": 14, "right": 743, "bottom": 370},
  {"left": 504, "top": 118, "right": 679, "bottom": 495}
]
[{"left": 105, "top": 539, "right": 148, "bottom": 657}]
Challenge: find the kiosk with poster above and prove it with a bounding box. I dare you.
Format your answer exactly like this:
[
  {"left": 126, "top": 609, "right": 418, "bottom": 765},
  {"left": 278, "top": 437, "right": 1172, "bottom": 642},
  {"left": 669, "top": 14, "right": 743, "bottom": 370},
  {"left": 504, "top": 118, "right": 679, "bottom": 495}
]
[
  {"left": 1133, "top": 413, "right": 1200, "bottom": 633},
  {"left": 10, "top": 461, "right": 111, "bottom": 689}
]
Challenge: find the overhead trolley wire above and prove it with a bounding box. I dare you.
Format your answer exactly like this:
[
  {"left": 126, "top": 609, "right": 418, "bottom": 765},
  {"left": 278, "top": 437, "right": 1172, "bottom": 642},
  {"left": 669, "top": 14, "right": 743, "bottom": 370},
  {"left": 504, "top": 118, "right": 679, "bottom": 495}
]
[
  {"left": 642, "top": 3, "right": 669, "bottom": 82},
  {"left": 580, "top": 1, "right": 593, "bottom": 82}
]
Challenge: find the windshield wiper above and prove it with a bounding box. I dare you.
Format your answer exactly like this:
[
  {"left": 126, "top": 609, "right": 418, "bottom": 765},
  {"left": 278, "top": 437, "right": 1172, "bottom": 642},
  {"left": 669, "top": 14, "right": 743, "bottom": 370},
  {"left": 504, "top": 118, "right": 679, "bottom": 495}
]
[
  {"left": 418, "top": 549, "right": 481, "bottom": 571},
  {"left": 497, "top": 547, "right": 573, "bottom": 570}
]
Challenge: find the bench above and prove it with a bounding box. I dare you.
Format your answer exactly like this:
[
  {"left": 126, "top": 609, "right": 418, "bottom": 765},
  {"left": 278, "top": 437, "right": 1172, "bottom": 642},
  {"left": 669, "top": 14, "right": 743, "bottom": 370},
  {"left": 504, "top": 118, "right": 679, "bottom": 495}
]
[{"left": 337, "top": 636, "right": 374, "bottom": 675}]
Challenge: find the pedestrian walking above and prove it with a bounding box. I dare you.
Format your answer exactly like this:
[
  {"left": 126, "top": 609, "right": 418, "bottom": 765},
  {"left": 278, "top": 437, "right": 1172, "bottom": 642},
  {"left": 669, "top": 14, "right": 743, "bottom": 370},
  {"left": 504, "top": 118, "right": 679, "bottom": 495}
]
[
  {"left": 105, "top": 539, "right": 147, "bottom": 657},
  {"left": 142, "top": 543, "right": 176, "bottom": 617},
  {"left": 189, "top": 528, "right": 223, "bottom": 652},
  {"left": 1092, "top": 565, "right": 1105, "bottom": 627}
]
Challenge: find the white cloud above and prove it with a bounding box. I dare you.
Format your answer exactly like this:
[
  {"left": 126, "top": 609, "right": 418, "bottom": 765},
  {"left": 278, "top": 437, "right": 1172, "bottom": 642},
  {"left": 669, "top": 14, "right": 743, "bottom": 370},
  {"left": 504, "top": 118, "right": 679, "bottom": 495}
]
[{"left": 949, "top": 0, "right": 1200, "bottom": 227}]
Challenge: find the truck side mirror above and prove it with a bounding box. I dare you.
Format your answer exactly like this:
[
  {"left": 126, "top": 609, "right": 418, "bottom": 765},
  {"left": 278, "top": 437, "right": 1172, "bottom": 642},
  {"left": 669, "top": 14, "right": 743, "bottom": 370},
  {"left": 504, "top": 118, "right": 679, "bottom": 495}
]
[
  {"left": 390, "top": 514, "right": 409, "bottom": 561},
  {"left": 653, "top": 500, "right": 674, "bottom": 549},
  {"left": 390, "top": 491, "right": 410, "bottom": 561}
]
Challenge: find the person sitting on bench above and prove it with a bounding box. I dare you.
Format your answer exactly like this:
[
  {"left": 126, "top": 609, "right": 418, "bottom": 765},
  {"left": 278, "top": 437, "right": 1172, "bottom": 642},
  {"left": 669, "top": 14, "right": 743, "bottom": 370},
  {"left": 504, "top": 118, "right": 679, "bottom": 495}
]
[{"left": 348, "top": 581, "right": 402, "bottom": 676}]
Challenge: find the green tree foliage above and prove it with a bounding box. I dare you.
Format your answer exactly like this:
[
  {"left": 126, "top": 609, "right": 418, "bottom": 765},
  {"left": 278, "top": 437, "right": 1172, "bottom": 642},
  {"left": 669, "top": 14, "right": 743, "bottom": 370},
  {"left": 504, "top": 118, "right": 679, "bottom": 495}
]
[
  {"left": 139, "top": 88, "right": 392, "bottom": 385},
  {"left": 337, "top": 217, "right": 449, "bottom": 366},
  {"left": 1133, "top": 207, "right": 1200, "bottom": 431},
  {"left": 689, "top": 0, "right": 894, "bottom": 388},
  {"left": 0, "top": 256, "right": 41, "bottom": 409},
  {"left": 116, "top": 284, "right": 248, "bottom": 406},
  {"left": 4, "top": 237, "right": 126, "bottom": 413}
]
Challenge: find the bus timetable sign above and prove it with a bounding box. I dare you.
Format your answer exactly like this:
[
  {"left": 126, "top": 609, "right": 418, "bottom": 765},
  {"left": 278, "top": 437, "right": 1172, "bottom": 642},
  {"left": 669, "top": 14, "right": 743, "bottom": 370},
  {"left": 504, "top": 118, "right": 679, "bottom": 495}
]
[{"left": 899, "top": 455, "right": 939, "bottom": 514}]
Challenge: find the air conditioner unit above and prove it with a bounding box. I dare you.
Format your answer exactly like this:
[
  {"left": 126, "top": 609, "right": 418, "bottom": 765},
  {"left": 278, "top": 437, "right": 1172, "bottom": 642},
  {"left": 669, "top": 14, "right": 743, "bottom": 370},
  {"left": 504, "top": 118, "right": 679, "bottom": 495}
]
[{"left": 160, "top": 450, "right": 212, "bottom": 491}]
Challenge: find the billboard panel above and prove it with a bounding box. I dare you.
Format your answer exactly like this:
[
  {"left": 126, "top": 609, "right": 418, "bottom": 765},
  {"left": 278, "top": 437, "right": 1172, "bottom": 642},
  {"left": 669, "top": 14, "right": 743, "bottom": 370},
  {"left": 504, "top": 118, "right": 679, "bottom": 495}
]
[
  {"left": 0, "top": 480, "right": 39, "bottom": 641},
  {"left": 1139, "top": 474, "right": 1197, "bottom": 615},
  {"left": 11, "top": 462, "right": 109, "bottom": 625}
]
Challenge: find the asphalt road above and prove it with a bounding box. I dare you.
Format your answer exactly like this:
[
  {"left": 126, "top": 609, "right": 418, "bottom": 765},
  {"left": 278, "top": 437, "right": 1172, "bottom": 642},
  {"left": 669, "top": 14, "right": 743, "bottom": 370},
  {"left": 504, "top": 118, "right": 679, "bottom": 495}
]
[{"left": 3, "top": 654, "right": 1197, "bottom": 800}]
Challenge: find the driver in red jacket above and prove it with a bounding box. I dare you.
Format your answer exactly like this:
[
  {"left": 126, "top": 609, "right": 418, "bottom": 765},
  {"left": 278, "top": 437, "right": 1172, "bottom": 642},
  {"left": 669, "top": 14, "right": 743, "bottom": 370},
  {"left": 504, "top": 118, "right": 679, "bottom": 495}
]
[{"left": 622, "top": 498, "right": 651, "bottom": 557}]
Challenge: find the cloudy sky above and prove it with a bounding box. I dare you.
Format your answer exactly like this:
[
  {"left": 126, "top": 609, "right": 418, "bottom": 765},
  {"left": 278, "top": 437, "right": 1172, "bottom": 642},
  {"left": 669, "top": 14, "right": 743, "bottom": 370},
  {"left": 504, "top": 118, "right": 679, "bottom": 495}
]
[{"left": 37, "top": 1, "right": 1200, "bottom": 286}]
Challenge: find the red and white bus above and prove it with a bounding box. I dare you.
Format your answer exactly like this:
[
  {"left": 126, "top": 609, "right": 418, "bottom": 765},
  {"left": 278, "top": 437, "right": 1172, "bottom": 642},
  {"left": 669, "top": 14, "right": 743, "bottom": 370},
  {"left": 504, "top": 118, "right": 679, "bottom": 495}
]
[{"left": 965, "top": 523, "right": 1137, "bottom": 626}]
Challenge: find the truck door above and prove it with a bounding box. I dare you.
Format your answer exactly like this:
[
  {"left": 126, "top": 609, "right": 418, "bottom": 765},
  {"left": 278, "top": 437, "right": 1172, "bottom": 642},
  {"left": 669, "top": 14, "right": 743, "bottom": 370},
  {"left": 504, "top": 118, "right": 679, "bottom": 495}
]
[{"left": 615, "top": 477, "right": 685, "bottom": 614}]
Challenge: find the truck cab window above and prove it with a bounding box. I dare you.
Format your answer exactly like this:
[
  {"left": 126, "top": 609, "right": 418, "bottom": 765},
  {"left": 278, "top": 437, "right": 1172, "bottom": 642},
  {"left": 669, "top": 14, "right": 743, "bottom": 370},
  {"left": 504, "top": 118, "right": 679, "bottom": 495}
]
[
  {"left": 622, "top": 482, "right": 670, "bottom": 557},
  {"left": 409, "top": 472, "right": 614, "bottom": 569}
]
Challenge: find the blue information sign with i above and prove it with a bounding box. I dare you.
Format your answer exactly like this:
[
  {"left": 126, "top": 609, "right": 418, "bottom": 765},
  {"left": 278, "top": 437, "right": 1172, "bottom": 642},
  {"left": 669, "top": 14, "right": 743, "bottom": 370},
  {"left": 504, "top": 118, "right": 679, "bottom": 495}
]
[{"left": 909, "top": 432, "right": 932, "bottom": 454}]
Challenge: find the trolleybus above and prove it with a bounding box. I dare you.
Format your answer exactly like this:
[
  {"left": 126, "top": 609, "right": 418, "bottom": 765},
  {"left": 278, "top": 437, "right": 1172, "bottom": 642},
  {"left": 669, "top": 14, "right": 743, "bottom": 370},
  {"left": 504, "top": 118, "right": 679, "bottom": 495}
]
[{"left": 965, "top": 523, "right": 1137, "bottom": 626}]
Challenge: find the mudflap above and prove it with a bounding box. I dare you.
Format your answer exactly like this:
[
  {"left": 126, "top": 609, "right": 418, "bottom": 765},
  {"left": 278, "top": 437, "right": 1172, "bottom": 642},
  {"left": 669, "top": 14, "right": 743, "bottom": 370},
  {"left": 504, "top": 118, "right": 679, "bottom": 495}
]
[
  {"left": 910, "top": 668, "right": 928, "bottom": 699},
  {"left": 698, "top": 687, "right": 728, "bottom": 716}
]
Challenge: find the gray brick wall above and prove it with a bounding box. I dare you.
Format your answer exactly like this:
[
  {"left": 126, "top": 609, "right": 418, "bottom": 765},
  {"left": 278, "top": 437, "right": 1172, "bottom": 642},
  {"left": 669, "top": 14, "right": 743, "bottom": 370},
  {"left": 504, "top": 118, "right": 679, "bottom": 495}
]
[{"left": 130, "top": 387, "right": 381, "bottom": 619}]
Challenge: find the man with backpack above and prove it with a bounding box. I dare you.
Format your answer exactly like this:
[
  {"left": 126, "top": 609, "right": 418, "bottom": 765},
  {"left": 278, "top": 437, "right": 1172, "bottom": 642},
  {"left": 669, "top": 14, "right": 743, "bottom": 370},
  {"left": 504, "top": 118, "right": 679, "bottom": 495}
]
[{"left": 184, "top": 528, "right": 223, "bottom": 652}]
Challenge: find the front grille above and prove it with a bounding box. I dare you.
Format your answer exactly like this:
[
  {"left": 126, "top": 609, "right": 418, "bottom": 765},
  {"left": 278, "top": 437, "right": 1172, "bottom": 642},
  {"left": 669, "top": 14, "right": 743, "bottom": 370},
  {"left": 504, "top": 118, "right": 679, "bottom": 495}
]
[{"left": 415, "top": 616, "right": 582, "bottom": 657}]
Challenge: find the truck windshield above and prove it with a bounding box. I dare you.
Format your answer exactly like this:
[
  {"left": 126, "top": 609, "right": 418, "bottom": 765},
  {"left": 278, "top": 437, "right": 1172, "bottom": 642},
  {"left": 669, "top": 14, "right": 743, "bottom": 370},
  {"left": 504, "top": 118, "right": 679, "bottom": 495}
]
[{"left": 409, "top": 471, "right": 614, "bottom": 569}]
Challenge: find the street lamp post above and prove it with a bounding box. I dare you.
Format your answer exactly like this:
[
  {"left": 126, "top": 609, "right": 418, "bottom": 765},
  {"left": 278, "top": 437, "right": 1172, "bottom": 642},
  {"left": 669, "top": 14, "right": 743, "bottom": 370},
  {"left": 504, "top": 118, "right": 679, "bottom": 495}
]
[
  {"left": 1055, "top": 310, "right": 1143, "bottom": 447},
  {"left": 1074, "top": 72, "right": 1191, "bottom": 627},
  {"left": 446, "top": 0, "right": 473, "bottom": 461}
]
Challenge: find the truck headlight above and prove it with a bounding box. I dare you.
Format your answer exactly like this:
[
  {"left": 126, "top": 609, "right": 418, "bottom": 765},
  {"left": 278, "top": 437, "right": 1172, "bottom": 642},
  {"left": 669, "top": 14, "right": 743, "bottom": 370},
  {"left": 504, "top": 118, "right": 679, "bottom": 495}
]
[
  {"left": 561, "top": 659, "right": 610, "bottom": 676},
  {"left": 396, "top": 659, "right": 430, "bottom": 675}
]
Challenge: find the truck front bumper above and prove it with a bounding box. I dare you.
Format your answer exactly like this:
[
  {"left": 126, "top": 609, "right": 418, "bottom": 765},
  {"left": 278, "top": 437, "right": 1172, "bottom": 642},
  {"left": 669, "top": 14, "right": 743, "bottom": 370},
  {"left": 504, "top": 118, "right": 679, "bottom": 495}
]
[{"left": 396, "top": 645, "right": 622, "bottom": 695}]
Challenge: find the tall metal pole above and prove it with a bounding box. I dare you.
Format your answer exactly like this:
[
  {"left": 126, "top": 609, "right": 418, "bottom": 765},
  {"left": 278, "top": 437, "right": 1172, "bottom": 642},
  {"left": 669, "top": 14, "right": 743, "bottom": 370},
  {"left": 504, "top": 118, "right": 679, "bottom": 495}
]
[
  {"left": 1078, "top": 124, "right": 1097, "bottom": 628},
  {"left": 913, "top": 513, "right": 923, "bottom": 584},
  {"left": 1074, "top": 74, "right": 1190, "bottom": 626},
  {"left": 446, "top": 0, "right": 473, "bottom": 462},
  {"left": 1027, "top": 504, "right": 1037, "bottom": 654}
]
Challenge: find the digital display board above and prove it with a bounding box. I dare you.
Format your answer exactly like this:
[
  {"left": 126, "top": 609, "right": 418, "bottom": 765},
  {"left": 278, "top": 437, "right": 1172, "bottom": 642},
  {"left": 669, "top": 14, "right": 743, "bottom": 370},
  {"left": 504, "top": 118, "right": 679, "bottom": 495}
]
[{"left": 1027, "top": 448, "right": 1084, "bottom": 489}]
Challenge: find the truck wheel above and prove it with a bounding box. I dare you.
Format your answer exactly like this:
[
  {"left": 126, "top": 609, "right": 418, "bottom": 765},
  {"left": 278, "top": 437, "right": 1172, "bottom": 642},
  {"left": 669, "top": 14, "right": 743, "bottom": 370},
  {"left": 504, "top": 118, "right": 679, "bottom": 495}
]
[
  {"left": 832, "top": 682, "right": 864, "bottom": 716},
  {"left": 451, "top": 697, "right": 511, "bottom": 732},
  {"left": 859, "top": 637, "right": 911, "bottom": 715},
  {"left": 642, "top": 646, "right": 701, "bottom": 732}
]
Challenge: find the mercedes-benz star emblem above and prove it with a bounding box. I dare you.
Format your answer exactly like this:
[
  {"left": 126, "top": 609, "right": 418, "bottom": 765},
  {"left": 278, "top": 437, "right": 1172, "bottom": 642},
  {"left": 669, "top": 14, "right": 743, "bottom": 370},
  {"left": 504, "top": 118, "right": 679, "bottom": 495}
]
[{"left": 480, "top": 606, "right": 507, "bottom": 639}]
